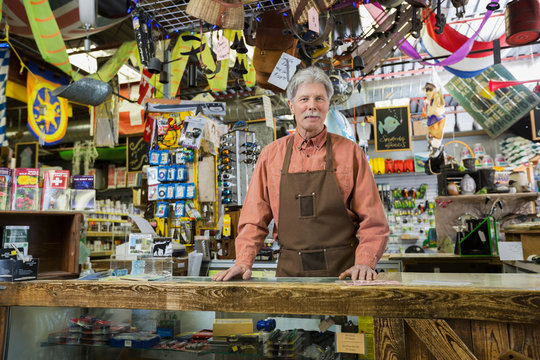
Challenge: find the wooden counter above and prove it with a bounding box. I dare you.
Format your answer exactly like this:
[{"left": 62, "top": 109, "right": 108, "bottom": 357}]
[{"left": 1, "top": 273, "right": 539, "bottom": 359}]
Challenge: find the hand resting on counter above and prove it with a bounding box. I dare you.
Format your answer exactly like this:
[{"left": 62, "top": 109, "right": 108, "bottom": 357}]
[
  {"left": 212, "top": 264, "right": 252, "bottom": 281},
  {"left": 339, "top": 264, "right": 377, "bottom": 281}
]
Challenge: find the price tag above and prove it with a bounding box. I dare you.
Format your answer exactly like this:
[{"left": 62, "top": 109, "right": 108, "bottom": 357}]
[
  {"left": 262, "top": 95, "right": 273, "bottom": 129},
  {"left": 268, "top": 52, "right": 302, "bottom": 90},
  {"left": 308, "top": 7, "right": 320, "bottom": 33},
  {"left": 216, "top": 35, "right": 229, "bottom": 61}
]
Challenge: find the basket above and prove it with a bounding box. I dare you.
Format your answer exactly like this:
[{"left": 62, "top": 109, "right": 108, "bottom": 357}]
[
  {"left": 288, "top": 0, "right": 339, "bottom": 24},
  {"left": 186, "top": 0, "right": 244, "bottom": 30}
]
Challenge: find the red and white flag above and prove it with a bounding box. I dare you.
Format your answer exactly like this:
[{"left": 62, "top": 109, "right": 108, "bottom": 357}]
[
  {"left": 138, "top": 68, "right": 154, "bottom": 105},
  {"left": 143, "top": 114, "right": 155, "bottom": 143}
]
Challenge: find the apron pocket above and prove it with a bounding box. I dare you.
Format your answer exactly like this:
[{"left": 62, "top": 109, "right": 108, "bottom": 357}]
[
  {"left": 300, "top": 249, "right": 327, "bottom": 271},
  {"left": 297, "top": 193, "right": 316, "bottom": 218}
]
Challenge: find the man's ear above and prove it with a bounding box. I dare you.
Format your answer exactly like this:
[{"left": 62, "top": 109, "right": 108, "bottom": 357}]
[{"left": 288, "top": 100, "right": 293, "bottom": 113}]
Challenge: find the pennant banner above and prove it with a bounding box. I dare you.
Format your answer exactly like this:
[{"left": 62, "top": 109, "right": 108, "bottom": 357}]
[
  {"left": 0, "top": 47, "right": 9, "bottom": 146},
  {"left": 119, "top": 85, "right": 145, "bottom": 135},
  {"left": 89, "top": 41, "right": 137, "bottom": 83},
  {"left": 22, "top": 0, "right": 72, "bottom": 75},
  {"left": 26, "top": 72, "right": 69, "bottom": 145}
]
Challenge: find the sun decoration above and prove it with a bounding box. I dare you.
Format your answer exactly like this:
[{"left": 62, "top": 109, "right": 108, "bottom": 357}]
[{"left": 28, "top": 82, "right": 68, "bottom": 145}]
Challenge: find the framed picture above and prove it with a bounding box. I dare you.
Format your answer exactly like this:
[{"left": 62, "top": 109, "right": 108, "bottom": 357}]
[
  {"left": 126, "top": 135, "right": 149, "bottom": 173},
  {"left": 14, "top": 142, "right": 39, "bottom": 168},
  {"left": 374, "top": 105, "right": 411, "bottom": 152}
]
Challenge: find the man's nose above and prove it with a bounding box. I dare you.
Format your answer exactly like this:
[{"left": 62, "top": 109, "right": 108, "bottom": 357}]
[{"left": 307, "top": 98, "right": 317, "bottom": 109}]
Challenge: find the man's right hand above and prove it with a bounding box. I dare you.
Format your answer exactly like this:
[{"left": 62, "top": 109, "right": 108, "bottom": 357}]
[{"left": 212, "top": 264, "right": 252, "bottom": 281}]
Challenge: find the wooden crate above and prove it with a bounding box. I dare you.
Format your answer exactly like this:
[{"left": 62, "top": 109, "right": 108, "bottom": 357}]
[{"left": 0, "top": 211, "right": 82, "bottom": 279}]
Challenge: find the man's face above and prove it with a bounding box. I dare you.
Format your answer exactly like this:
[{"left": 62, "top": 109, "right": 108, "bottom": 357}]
[{"left": 288, "top": 82, "right": 330, "bottom": 135}]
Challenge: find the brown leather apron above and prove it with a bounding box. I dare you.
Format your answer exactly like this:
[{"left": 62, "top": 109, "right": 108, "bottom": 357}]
[{"left": 276, "top": 134, "right": 358, "bottom": 277}]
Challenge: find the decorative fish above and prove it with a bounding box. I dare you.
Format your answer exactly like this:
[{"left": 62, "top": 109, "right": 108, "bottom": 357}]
[{"left": 379, "top": 116, "right": 400, "bottom": 134}]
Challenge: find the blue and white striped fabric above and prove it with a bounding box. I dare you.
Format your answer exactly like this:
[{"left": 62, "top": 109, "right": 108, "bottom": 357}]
[{"left": 0, "top": 47, "right": 9, "bottom": 146}]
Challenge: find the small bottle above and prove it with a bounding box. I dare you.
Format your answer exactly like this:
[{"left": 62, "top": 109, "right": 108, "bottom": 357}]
[{"left": 80, "top": 257, "right": 95, "bottom": 277}]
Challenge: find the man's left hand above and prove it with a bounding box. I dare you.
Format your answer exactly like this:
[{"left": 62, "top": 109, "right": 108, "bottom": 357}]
[{"left": 339, "top": 264, "right": 377, "bottom": 280}]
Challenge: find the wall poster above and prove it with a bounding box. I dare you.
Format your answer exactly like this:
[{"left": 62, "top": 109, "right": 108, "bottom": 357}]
[
  {"left": 126, "top": 135, "right": 149, "bottom": 173},
  {"left": 15, "top": 142, "right": 39, "bottom": 168},
  {"left": 374, "top": 105, "right": 411, "bottom": 152}
]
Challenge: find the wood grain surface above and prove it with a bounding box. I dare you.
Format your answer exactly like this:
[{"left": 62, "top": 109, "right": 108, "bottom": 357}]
[
  {"left": 406, "top": 319, "right": 477, "bottom": 360},
  {"left": 0, "top": 280, "right": 538, "bottom": 324},
  {"left": 374, "top": 318, "right": 406, "bottom": 360}
]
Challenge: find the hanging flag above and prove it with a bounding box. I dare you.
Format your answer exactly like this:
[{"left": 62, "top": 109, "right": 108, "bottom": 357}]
[
  {"left": 89, "top": 41, "right": 137, "bottom": 83},
  {"left": 119, "top": 84, "right": 145, "bottom": 135},
  {"left": 22, "top": 0, "right": 72, "bottom": 75},
  {"left": 0, "top": 46, "right": 9, "bottom": 146},
  {"left": 138, "top": 68, "right": 154, "bottom": 105},
  {"left": 143, "top": 114, "right": 155, "bottom": 143},
  {"left": 26, "top": 72, "right": 69, "bottom": 145}
]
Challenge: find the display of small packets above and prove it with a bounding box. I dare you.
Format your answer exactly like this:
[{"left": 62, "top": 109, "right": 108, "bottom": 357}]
[
  {"left": 177, "top": 165, "right": 188, "bottom": 182},
  {"left": 157, "top": 185, "right": 168, "bottom": 200},
  {"left": 11, "top": 168, "right": 40, "bottom": 211},
  {"left": 148, "top": 185, "right": 158, "bottom": 201},
  {"left": 167, "top": 166, "right": 177, "bottom": 181},
  {"left": 166, "top": 184, "right": 175, "bottom": 199},
  {"left": 42, "top": 170, "right": 70, "bottom": 211},
  {"left": 71, "top": 189, "right": 96, "bottom": 211},
  {"left": 155, "top": 202, "right": 169, "bottom": 218},
  {"left": 174, "top": 201, "right": 185, "bottom": 217},
  {"left": 175, "top": 183, "right": 186, "bottom": 199},
  {"left": 159, "top": 151, "right": 169, "bottom": 165},
  {"left": 157, "top": 167, "right": 168, "bottom": 182},
  {"left": 185, "top": 183, "right": 196, "bottom": 199},
  {"left": 147, "top": 167, "right": 159, "bottom": 186},
  {"left": 149, "top": 150, "right": 161, "bottom": 165},
  {"left": 0, "top": 168, "right": 11, "bottom": 210}
]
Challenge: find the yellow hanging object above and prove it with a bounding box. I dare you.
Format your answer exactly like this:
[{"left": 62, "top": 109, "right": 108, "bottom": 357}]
[
  {"left": 156, "top": 217, "right": 167, "bottom": 237},
  {"left": 223, "top": 214, "right": 232, "bottom": 238}
]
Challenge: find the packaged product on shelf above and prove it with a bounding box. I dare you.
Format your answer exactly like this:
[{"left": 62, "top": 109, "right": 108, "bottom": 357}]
[
  {"left": 180, "top": 115, "right": 207, "bottom": 149},
  {"left": 41, "top": 170, "right": 70, "bottom": 211},
  {"left": 2, "top": 225, "right": 29, "bottom": 256},
  {"left": 116, "top": 167, "right": 127, "bottom": 187},
  {"left": 71, "top": 175, "right": 96, "bottom": 211},
  {"left": 0, "top": 167, "right": 11, "bottom": 210},
  {"left": 126, "top": 172, "right": 140, "bottom": 187},
  {"left": 107, "top": 164, "right": 116, "bottom": 189},
  {"left": 11, "top": 168, "right": 40, "bottom": 211}
]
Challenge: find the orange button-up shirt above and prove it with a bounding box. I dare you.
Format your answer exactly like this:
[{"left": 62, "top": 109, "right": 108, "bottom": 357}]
[{"left": 235, "top": 127, "right": 389, "bottom": 269}]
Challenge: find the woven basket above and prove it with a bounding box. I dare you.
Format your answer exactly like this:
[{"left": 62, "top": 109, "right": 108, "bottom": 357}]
[
  {"left": 186, "top": 0, "right": 244, "bottom": 30},
  {"left": 288, "top": 0, "right": 339, "bottom": 24}
]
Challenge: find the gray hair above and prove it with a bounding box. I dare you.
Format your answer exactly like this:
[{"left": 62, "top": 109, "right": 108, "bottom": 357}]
[{"left": 286, "top": 66, "right": 334, "bottom": 102}]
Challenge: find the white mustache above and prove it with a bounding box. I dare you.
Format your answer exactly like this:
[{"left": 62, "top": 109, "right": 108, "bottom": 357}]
[{"left": 304, "top": 112, "right": 321, "bottom": 117}]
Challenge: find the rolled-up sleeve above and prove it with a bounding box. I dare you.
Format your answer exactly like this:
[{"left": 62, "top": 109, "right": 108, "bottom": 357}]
[
  {"left": 234, "top": 147, "right": 275, "bottom": 267},
  {"left": 350, "top": 148, "right": 389, "bottom": 269}
]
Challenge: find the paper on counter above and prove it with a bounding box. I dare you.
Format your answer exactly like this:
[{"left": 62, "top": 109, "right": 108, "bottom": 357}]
[
  {"left": 498, "top": 241, "right": 524, "bottom": 261},
  {"left": 129, "top": 214, "right": 157, "bottom": 236},
  {"left": 344, "top": 280, "right": 402, "bottom": 286}
]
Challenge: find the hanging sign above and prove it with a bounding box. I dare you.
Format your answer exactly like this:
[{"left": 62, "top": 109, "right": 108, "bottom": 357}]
[
  {"left": 26, "top": 73, "right": 68, "bottom": 146},
  {"left": 445, "top": 64, "right": 540, "bottom": 138},
  {"left": 126, "top": 135, "right": 149, "bottom": 173},
  {"left": 374, "top": 105, "right": 411, "bottom": 152}
]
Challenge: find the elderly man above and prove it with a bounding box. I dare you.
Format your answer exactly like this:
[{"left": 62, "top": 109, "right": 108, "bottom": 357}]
[{"left": 213, "top": 66, "right": 389, "bottom": 281}]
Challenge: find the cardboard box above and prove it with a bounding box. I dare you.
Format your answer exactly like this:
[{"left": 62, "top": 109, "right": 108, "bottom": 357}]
[
  {"left": 412, "top": 119, "right": 428, "bottom": 136},
  {"left": 173, "top": 256, "right": 188, "bottom": 276},
  {"left": 519, "top": 235, "right": 540, "bottom": 259},
  {"left": 0, "top": 258, "right": 39, "bottom": 282},
  {"left": 213, "top": 319, "right": 253, "bottom": 337}
]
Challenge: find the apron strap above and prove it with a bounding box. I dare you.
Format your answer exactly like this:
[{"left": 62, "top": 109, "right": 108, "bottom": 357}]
[
  {"left": 282, "top": 133, "right": 334, "bottom": 174},
  {"left": 282, "top": 135, "right": 295, "bottom": 175},
  {"left": 325, "top": 133, "right": 333, "bottom": 171}
]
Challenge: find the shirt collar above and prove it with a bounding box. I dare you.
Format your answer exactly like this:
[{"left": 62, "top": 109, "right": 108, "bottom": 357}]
[{"left": 293, "top": 126, "right": 327, "bottom": 150}]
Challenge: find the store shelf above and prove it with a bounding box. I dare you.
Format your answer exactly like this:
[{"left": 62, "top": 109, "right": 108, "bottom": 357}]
[
  {"left": 374, "top": 172, "right": 433, "bottom": 178},
  {"left": 368, "top": 130, "right": 488, "bottom": 145},
  {"left": 90, "top": 251, "right": 114, "bottom": 257},
  {"left": 436, "top": 193, "right": 539, "bottom": 202},
  {"left": 87, "top": 218, "right": 129, "bottom": 223},
  {"left": 86, "top": 232, "right": 115, "bottom": 237}
]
